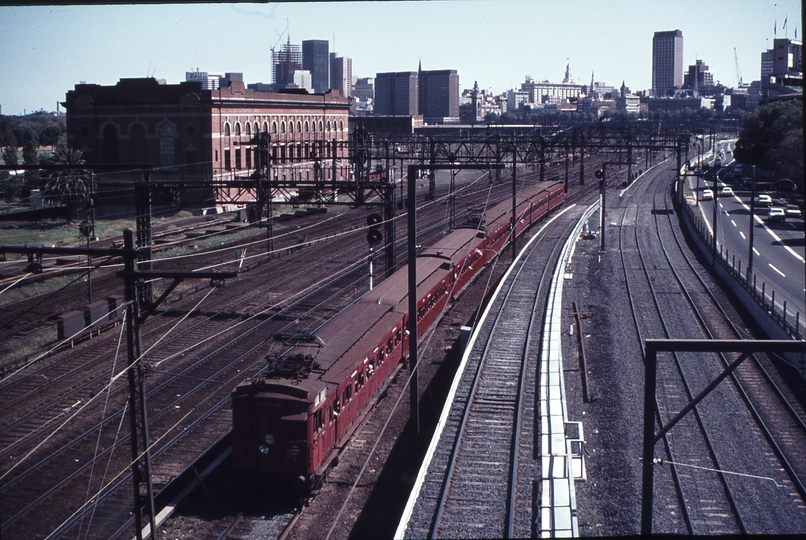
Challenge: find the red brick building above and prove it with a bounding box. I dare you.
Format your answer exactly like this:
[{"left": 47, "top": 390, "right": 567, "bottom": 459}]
[{"left": 62, "top": 77, "right": 351, "bottom": 208}]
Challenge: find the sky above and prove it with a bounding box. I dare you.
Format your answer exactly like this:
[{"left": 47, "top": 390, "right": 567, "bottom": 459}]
[{"left": 0, "top": 0, "right": 801, "bottom": 116}]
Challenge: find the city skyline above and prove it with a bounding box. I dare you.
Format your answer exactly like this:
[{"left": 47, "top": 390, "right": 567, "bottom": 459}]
[{"left": 0, "top": 0, "right": 801, "bottom": 116}]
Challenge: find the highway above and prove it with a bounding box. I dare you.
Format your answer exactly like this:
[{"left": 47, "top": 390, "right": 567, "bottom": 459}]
[{"left": 689, "top": 142, "right": 805, "bottom": 327}]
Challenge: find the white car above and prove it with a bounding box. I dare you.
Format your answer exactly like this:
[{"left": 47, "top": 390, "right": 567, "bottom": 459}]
[
  {"left": 721, "top": 186, "right": 733, "bottom": 196},
  {"left": 767, "top": 207, "right": 786, "bottom": 222},
  {"left": 701, "top": 189, "right": 714, "bottom": 201},
  {"left": 785, "top": 204, "right": 802, "bottom": 218},
  {"left": 757, "top": 194, "right": 772, "bottom": 207}
]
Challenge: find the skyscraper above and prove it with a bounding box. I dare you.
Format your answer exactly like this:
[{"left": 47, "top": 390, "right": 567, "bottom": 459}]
[
  {"left": 652, "top": 30, "right": 684, "bottom": 97},
  {"left": 330, "top": 53, "right": 352, "bottom": 97},
  {"left": 302, "top": 40, "right": 330, "bottom": 94},
  {"left": 273, "top": 40, "right": 302, "bottom": 90},
  {"left": 418, "top": 67, "right": 459, "bottom": 123},
  {"left": 374, "top": 72, "right": 419, "bottom": 115}
]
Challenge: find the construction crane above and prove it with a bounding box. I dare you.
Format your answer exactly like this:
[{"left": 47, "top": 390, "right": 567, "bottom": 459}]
[
  {"left": 734, "top": 47, "right": 743, "bottom": 87},
  {"left": 270, "top": 26, "right": 287, "bottom": 57}
]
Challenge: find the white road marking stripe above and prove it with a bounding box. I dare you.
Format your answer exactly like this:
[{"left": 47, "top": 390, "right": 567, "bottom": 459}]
[{"left": 769, "top": 263, "right": 786, "bottom": 277}]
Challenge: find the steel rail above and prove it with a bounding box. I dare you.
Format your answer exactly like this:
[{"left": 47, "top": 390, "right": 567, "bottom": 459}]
[
  {"left": 617, "top": 171, "right": 695, "bottom": 534},
  {"left": 429, "top": 212, "right": 569, "bottom": 538},
  {"left": 659, "top": 189, "right": 806, "bottom": 504},
  {"left": 642, "top": 188, "right": 746, "bottom": 533}
]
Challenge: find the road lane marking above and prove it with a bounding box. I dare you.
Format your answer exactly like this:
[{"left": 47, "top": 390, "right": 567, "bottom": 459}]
[
  {"left": 740, "top": 231, "right": 746, "bottom": 239},
  {"left": 769, "top": 263, "right": 786, "bottom": 277},
  {"left": 753, "top": 247, "right": 760, "bottom": 256},
  {"left": 731, "top": 220, "right": 737, "bottom": 227}
]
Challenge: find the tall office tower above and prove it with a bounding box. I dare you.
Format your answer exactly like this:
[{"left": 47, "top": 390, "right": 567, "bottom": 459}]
[
  {"left": 330, "top": 53, "right": 353, "bottom": 97},
  {"left": 353, "top": 77, "right": 374, "bottom": 101},
  {"left": 374, "top": 72, "right": 419, "bottom": 115},
  {"left": 302, "top": 40, "right": 330, "bottom": 94},
  {"left": 272, "top": 39, "right": 302, "bottom": 89},
  {"left": 652, "top": 30, "right": 684, "bottom": 97},
  {"left": 418, "top": 68, "right": 459, "bottom": 123}
]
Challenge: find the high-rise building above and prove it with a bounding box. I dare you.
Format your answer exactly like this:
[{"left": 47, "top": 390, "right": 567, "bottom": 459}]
[
  {"left": 272, "top": 40, "right": 302, "bottom": 89},
  {"left": 374, "top": 72, "right": 419, "bottom": 115},
  {"left": 684, "top": 59, "right": 714, "bottom": 95},
  {"left": 353, "top": 77, "right": 374, "bottom": 101},
  {"left": 418, "top": 67, "right": 459, "bottom": 123},
  {"left": 302, "top": 40, "right": 330, "bottom": 94},
  {"left": 652, "top": 30, "right": 684, "bottom": 97},
  {"left": 330, "top": 53, "right": 352, "bottom": 97},
  {"left": 760, "top": 38, "right": 802, "bottom": 101}
]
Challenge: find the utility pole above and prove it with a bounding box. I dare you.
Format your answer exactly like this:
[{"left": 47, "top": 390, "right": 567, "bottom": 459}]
[{"left": 0, "top": 235, "right": 238, "bottom": 540}]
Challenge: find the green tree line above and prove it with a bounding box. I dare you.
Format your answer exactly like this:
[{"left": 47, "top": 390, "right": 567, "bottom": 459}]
[{"left": 734, "top": 99, "right": 803, "bottom": 193}]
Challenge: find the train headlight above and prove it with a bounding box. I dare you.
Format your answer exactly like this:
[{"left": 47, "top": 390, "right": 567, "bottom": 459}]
[
  {"left": 264, "top": 434, "right": 275, "bottom": 445},
  {"left": 259, "top": 444, "right": 269, "bottom": 455}
]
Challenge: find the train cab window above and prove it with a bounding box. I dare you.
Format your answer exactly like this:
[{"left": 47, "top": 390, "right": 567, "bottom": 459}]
[
  {"left": 314, "top": 409, "right": 325, "bottom": 432},
  {"left": 386, "top": 338, "right": 393, "bottom": 354},
  {"left": 344, "top": 384, "right": 352, "bottom": 404},
  {"left": 356, "top": 371, "right": 365, "bottom": 391}
]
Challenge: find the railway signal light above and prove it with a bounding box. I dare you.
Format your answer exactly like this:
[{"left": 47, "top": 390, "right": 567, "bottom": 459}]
[{"left": 366, "top": 213, "right": 383, "bottom": 245}]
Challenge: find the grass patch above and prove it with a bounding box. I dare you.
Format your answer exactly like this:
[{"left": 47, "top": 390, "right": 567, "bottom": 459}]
[{"left": 0, "top": 327, "right": 59, "bottom": 370}]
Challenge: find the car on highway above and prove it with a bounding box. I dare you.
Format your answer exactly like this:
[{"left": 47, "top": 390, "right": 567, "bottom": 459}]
[
  {"left": 757, "top": 194, "right": 772, "bottom": 207},
  {"left": 767, "top": 207, "right": 786, "bottom": 222},
  {"left": 701, "top": 189, "right": 714, "bottom": 200},
  {"left": 785, "top": 204, "right": 802, "bottom": 218},
  {"left": 721, "top": 186, "right": 734, "bottom": 196}
]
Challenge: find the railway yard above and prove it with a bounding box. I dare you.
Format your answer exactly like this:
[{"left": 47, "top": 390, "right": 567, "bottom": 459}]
[{"left": 1, "top": 145, "right": 805, "bottom": 539}]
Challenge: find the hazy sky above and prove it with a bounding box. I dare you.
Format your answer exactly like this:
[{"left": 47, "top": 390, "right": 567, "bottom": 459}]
[{"left": 0, "top": 0, "right": 801, "bottom": 115}]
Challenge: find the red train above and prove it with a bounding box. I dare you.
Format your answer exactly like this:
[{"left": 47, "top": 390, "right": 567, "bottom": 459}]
[{"left": 230, "top": 180, "right": 565, "bottom": 491}]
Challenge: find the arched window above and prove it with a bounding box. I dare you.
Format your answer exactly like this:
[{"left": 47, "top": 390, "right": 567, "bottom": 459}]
[
  {"left": 263, "top": 121, "right": 269, "bottom": 133},
  {"left": 235, "top": 122, "right": 241, "bottom": 136},
  {"left": 304, "top": 120, "right": 310, "bottom": 132},
  {"left": 254, "top": 122, "right": 260, "bottom": 134},
  {"left": 223, "top": 122, "right": 230, "bottom": 136},
  {"left": 297, "top": 121, "right": 302, "bottom": 133},
  {"left": 327, "top": 120, "right": 332, "bottom": 131},
  {"left": 281, "top": 121, "right": 286, "bottom": 133},
  {"left": 271, "top": 121, "right": 278, "bottom": 134},
  {"left": 339, "top": 120, "right": 344, "bottom": 131},
  {"left": 244, "top": 122, "right": 251, "bottom": 135},
  {"left": 159, "top": 124, "right": 175, "bottom": 167},
  {"left": 289, "top": 121, "right": 294, "bottom": 133},
  {"left": 318, "top": 120, "right": 324, "bottom": 131}
]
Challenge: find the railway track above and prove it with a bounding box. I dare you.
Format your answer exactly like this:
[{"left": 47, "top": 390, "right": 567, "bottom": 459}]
[
  {"left": 618, "top": 168, "right": 806, "bottom": 534},
  {"left": 1, "top": 169, "right": 542, "bottom": 539},
  {"left": 400, "top": 202, "right": 590, "bottom": 538}
]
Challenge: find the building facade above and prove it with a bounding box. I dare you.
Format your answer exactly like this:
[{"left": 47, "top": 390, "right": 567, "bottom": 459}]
[
  {"left": 302, "top": 40, "right": 330, "bottom": 94},
  {"left": 330, "top": 53, "right": 353, "bottom": 98},
  {"left": 374, "top": 72, "right": 419, "bottom": 115},
  {"left": 418, "top": 68, "right": 459, "bottom": 123},
  {"left": 652, "top": 30, "right": 684, "bottom": 97},
  {"left": 272, "top": 41, "right": 303, "bottom": 90},
  {"left": 62, "top": 77, "right": 351, "bottom": 207},
  {"left": 683, "top": 59, "right": 715, "bottom": 95}
]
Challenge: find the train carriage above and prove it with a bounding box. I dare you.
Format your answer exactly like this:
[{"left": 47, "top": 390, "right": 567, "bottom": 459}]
[
  {"left": 231, "top": 302, "right": 403, "bottom": 486},
  {"left": 421, "top": 228, "right": 487, "bottom": 298},
  {"left": 231, "top": 179, "right": 566, "bottom": 491}
]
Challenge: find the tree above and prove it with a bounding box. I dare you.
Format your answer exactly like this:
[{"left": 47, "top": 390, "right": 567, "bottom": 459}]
[
  {"left": 43, "top": 134, "right": 90, "bottom": 216},
  {"left": 734, "top": 99, "right": 803, "bottom": 192}
]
